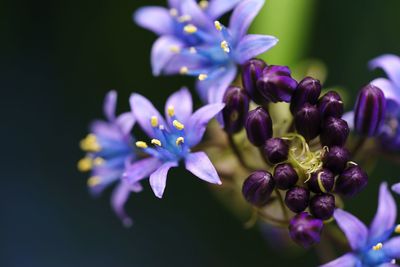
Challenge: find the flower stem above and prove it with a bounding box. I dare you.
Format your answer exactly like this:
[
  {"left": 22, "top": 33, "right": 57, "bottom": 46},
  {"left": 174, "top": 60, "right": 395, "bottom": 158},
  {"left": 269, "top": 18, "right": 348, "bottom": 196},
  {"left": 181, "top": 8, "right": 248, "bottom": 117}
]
[
  {"left": 227, "top": 133, "right": 253, "bottom": 171},
  {"left": 275, "top": 189, "right": 289, "bottom": 221},
  {"left": 351, "top": 136, "right": 367, "bottom": 158}
]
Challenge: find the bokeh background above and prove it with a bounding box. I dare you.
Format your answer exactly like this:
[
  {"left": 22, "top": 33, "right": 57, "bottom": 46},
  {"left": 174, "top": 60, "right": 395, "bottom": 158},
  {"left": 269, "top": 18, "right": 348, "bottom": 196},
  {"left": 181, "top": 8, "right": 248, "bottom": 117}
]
[{"left": 2, "top": 0, "right": 400, "bottom": 266}]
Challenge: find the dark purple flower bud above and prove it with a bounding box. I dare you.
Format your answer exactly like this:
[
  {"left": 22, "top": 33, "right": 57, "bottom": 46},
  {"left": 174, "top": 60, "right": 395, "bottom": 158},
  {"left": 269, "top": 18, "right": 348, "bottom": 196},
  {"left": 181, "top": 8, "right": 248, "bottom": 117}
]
[
  {"left": 290, "top": 77, "right": 322, "bottom": 114},
  {"left": 289, "top": 212, "right": 323, "bottom": 248},
  {"left": 320, "top": 117, "right": 349, "bottom": 147},
  {"left": 294, "top": 103, "right": 321, "bottom": 141},
  {"left": 273, "top": 163, "right": 298, "bottom": 190},
  {"left": 222, "top": 86, "right": 250, "bottom": 134},
  {"left": 354, "top": 84, "right": 387, "bottom": 136},
  {"left": 245, "top": 107, "right": 273, "bottom": 146},
  {"left": 242, "top": 59, "right": 267, "bottom": 104},
  {"left": 285, "top": 186, "right": 310, "bottom": 213},
  {"left": 322, "top": 146, "right": 350, "bottom": 174},
  {"left": 309, "top": 193, "right": 335, "bottom": 220},
  {"left": 317, "top": 91, "right": 344, "bottom": 119},
  {"left": 307, "top": 169, "right": 335, "bottom": 193},
  {"left": 242, "top": 171, "right": 275, "bottom": 206},
  {"left": 256, "top": 65, "right": 298, "bottom": 103},
  {"left": 335, "top": 165, "right": 368, "bottom": 197},
  {"left": 263, "top": 138, "right": 289, "bottom": 164}
]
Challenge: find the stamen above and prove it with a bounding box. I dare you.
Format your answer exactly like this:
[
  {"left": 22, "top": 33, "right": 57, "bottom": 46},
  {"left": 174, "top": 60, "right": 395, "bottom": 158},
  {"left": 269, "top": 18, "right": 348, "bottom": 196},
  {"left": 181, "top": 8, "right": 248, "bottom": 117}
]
[
  {"left": 77, "top": 157, "right": 93, "bottom": 172},
  {"left": 189, "top": 47, "right": 197, "bottom": 54},
  {"left": 170, "top": 45, "right": 181, "bottom": 53},
  {"left": 180, "top": 66, "right": 189, "bottom": 75},
  {"left": 199, "top": 0, "right": 209, "bottom": 9},
  {"left": 80, "top": 134, "right": 101, "bottom": 152},
  {"left": 395, "top": 224, "right": 400, "bottom": 234},
  {"left": 317, "top": 171, "right": 328, "bottom": 193},
  {"left": 392, "top": 259, "right": 397, "bottom": 264},
  {"left": 151, "top": 116, "right": 159, "bottom": 127},
  {"left": 176, "top": 137, "right": 185, "bottom": 145},
  {"left": 220, "top": 40, "right": 230, "bottom": 53},
  {"left": 136, "top": 141, "right": 148, "bottom": 148},
  {"left": 198, "top": 74, "right": 208, "bottom": 81},
  {"left": 93, "top": 157, "right": 105, "bottom": 166},
  {"left": 178, "top": 15, "right": 192, "bottom": 23},
  {"left": 372, "top": 243, "right": 383, "bottom": 251},
  {"left": 151, "top": 139, "right": 162, "bottom": 146},
  {"left": 214, "top": 21, "right": 222, "bottom": 31},
  {"left": 169, "top": 8, "right": 178, "bottom": 17},
  {"left": 87, "top": 176, "right": 101, "bottom": 187},
  {"left": 167, "top": 105, "right": 175, "bottom": 117},
  {"left": 173, "top": 120, "right": 185, "bottom": 130},
  {"left": 183, "top": 24, "right": 197, "bottom": 34}
]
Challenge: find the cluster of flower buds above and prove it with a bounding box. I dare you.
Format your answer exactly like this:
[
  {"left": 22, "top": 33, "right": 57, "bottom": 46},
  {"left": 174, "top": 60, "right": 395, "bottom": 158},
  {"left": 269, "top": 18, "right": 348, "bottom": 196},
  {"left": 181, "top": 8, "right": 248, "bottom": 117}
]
[{"left": 228, "top": 58, "right": 370, "bottom": 247}]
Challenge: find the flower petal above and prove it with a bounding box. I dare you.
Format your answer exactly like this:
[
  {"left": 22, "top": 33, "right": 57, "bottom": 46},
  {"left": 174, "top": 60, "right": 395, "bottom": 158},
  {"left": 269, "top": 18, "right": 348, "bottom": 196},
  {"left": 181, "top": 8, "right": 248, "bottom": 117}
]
[
  {"left": 205, "top": 65, "right": 238, "bottom": 104},
  {"left": 111, "top": 181, "right": 135, "bottom": 227},
  {"left": 168, "top": 0, "right": 180, "bottom": 9},
  {"left": 234, "top": 34, "right": 278, "bottom": 64},
  {"left": 90, "top": 120, "right": 121, "bottom": 140},
  {"left": 116, "top": 112, "right": 135, "bottom": 136},
  {"left": 165, "top": 87, "right": 193, "bottom": 124},
  {"left": 123, "top": 157, "right": 162, "bottom": 185},
  {"left": 392, "top": 183, "right": 400, "bottom": 194},
  {"left": 371, "top": 78, "right": 400, "bottom": 106},
  {"left": 369, "top": 182, "right": 397, "bottom": 245},
  {"left": 207, "top": 0, "right": 242, "bottom": 20},
  {"left": 334, "top": 209, "right": 368, "bottom": 251},
  {"left": 370, "top": 54, "right": 400, "bottom": 88},
  {"left": 104, "top": 90, "right": 117, "bottom": 121},
  {"left": 163, "top": 52, "right": 208, "bottom": 75},
  {"left": 180, "top": 0, "right": 214, "bottom": 30},
  {"left": 130, "top": 93, "right": 166, "bottom": 137},
  {"left": 185, "top": 103, "right": 225, "bottom": 146},
  {"left": 185, "top": 152, "right": 221, "bottom": 185},
  {"left": 342, "top": 111, "right": 354, "bottom": 130},
  {"left": 151, "top": 36, "right": 184, "bottom": 76},
  {"left": 149, "top": 161, "right": 178, "bottom": 198},
  {"left": 383, "top": 237, "right": 400, "bottom": 261},
  {"left": 134, "top": 6, "right": 174, "bottom": 35},
  {"left": 319, "top": 253, "right": 360, "bottom": 267},
  {"left": 229, "top": 0, "right": 265, "bottom": 41}
]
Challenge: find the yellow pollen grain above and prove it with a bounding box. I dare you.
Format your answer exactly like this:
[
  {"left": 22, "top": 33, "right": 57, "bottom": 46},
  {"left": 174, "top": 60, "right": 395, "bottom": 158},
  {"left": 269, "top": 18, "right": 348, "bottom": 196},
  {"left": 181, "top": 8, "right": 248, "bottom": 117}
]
[
  {"left": 87, "top": 176, "right": 101, "bottom": 187},
  {"left": 169, "top": 45, "right": 181, "bottom": 53},
  {"left": 180, "top": 66, "right": 189, "bottom": 75},
  {"left": 178, "top": 15, "right": 192, "bottom": 23},
  {"left": 221, "top": 40, "right": 230, "bottom": 53},
  {"left": 151, "top": 116, "right": 158, "bottom": 127},
  {"left": 80, "top": 134, "right": 101, "bottom": 152},
  {"left": 214, "top": 21, "right": 222, "bottom": 31},
  {"left": 199, "top": 0, "right": 209, "bottom": 9},
  {"left": 395, "top": 224, "right": 400, "bottom": 234},
  {"left": 136, "top": 141, "right": 148, "bottom": 149},
  {"left": 77, "top": 157, "right": 92, "bottom": 172},
  {"left": 189, "top": 47, "right": 197, "bottom": 54},
  {"left": 373, "top": 243, "right": 383, "bottom": 251},
  {"left": 151, "top": 139, "right": 162, "bottom": 147},
  {"left": 198, "top": 74, "right": 208, "bottom": 81},
  {"left": 176, "top": 137, "right": 184, "bottom": 145},
  {"left": 173, "top": 120, "right": 185, "bottom": 130},
  {"left": 184, "top": 24, "right": 197, "bottom": 34},
  {"left": 93, "top": 157, "right": 105, "bottom": 166},
  {"left": 169, "top": 8, "right": 178, "bottom": 17},
  {"left": 167, "top": 105, "right": 175, "bottom": 117}
]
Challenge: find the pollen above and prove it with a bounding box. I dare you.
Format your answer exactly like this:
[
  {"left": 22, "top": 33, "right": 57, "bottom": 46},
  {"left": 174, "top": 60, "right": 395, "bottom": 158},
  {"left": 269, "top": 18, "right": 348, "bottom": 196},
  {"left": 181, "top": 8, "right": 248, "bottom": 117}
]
[
  {"left": 184, "top": 24, "right": 197, "bottom": 34},
  {"left": 80, "top": 134, "right": 101, "bottom": 152},
  {"left": 199, "top": 0, "right": 209, "bottom": 9},
  {"left": 136, "top": 141, "right": 148, "bottom": 149},
  {"left": 173, "top": 120, "right": 185, "bottom": 130},
  {"left": 221, "top": 40, "right": 230, "bottom": 53},
  {"left": 151, "top": 139, "right": 162, "bottom": 146},
  {"left": 372, "top": 243, "right": 383, "bottom": 251},
  {"left": 169, "top": 8, "right": 178, "bottom": 17},
  {"left": 214, "top": 21, "right": 222, "bottom": 31},
  {"left": 77, "top": 157, "right": 92, "bottom": 172},
  {"left": 395, "top": 224, "right": 400, "bottom": 234},
  {"left": 176, "top": 137, "right": 185, "bottom": 145},
  {"left": 189, "top": 47, "right": 197, "bottom": 54},
  {"left": 93, "top": 157, "right": 105, "bottom": 166},
  {"left": 198, "top": 74, "right": 208, "bottom": 81},
  {"left": 178, "top": 15, "right": 192, "bottom": 23},
  {"left": 151, "top": 116, "right": 158, "bottom": 127},
  {"left": 167, "top": 105, "right": 175, "bottom": 117},
  {"left": 87, "top": 176, "right": 101, "bottom": 187},
  {"left": 170, "top": 45, "right": 181, "bottom": 53},
  {"left": 180, "top": 66, "right": 189, "bottom": 75}
]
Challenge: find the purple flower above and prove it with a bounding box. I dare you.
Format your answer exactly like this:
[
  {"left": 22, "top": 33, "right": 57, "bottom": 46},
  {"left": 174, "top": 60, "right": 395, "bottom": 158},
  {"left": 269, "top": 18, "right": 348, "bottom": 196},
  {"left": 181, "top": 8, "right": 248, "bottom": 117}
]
[
  {"left": 78, "top": 91, "right": 137, "bottom": 227},
  {"left": 124, "top": 88, "right": 224, "bottom": 198},
  {"left": 320, "top": 183, "right": 400, "bottom": 267}
]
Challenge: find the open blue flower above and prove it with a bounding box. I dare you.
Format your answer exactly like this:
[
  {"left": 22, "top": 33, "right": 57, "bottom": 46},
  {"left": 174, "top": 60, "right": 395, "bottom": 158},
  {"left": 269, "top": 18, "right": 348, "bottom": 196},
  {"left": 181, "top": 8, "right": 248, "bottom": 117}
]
[
  {"left": 78, "top": 91, "right": 138, "bottom": 227},
  {"left": 321, "top": 183, "right": 400, "bottom": 267},
  {"left": 123, "top": 88, "right": 224, "bottom": 198}
]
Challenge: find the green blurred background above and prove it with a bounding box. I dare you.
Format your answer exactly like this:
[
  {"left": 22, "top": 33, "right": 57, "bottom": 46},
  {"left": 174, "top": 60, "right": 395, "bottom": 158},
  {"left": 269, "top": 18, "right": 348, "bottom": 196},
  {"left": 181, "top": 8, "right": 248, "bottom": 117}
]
[{"left": 1, "top": 0, "right": 400, "bottom": 266}]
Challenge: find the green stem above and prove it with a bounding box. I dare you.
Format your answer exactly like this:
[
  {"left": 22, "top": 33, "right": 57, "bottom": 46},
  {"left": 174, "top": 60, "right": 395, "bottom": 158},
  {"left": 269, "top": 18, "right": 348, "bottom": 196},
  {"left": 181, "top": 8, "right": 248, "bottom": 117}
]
[{"left": 227, "top": 133, "right": 252, "bottom": 171}]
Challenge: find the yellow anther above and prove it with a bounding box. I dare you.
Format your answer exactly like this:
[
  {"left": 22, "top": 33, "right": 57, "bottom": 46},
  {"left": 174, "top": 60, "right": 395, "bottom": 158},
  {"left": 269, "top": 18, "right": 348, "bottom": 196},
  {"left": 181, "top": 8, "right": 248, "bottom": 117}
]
[
  {"left": 214, "top": 21, "right": 222, "bottom": 31},
  {"left": 176, "top": 137, "right": 185, "bottom": 145},
  {"left": 221, "top": 40, "right": 230, "bottom": 53},
  {"left": 136, "top": 141, "right": 148, "bottom": 149},
  {"left": 373, "top": 243, "right": 383, "bottom": 251},
  {"left": 87, "top": 176, "right": 101, "bottom": 187},
  {"left": 189, "top": 47, "right": 197, "bottom": 54},
  {"left": 173, "top": 120, "right": 185, "bottom": 130},
  {"left": 80, "top": 134, "right": 101, "bottom": 152},
  {"left": 184, "top": 24, "right": 197, "bottom": 34},
  {"left": 169, "top": 8, "right": 178, "bottom": 17},
  {"left": 151, "top": 139, "right": 162, "bottom": 147},
  {"left": 151, "top": 116, "right": 159, "bottom": 127},
  {"left": 198, "top": 74, "right": 208, "bottom": 81},
  {"left": 170, "top": 45, "right": 181, "bottom": 53},
  {"left": 167, "top": 105, "right": 175, "bottom": 117},
  {"left": 178, "top": 15, "right": 192, "bottom": 23},
  {"left": 395, "top": 224, "right": 400, "bottom": 234},
  {"left": 180, "top": 66, "right": 189, "bottom": 75},
  {"left": 77, "top": 157, "right": 93, "bottom": 172},
  {"left": 93, "top": 157, "right": 105, "bottom": 166},
  {"left": 199, "top": 0, "right": 209, "bottom": 9}
]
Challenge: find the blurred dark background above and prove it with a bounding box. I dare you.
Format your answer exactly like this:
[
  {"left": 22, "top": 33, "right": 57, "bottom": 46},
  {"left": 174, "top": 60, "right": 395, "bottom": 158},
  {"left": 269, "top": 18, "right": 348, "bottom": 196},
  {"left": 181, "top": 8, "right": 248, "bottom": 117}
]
[{"left": 1, "top": 0, "right": 400, "bottom": 266}]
